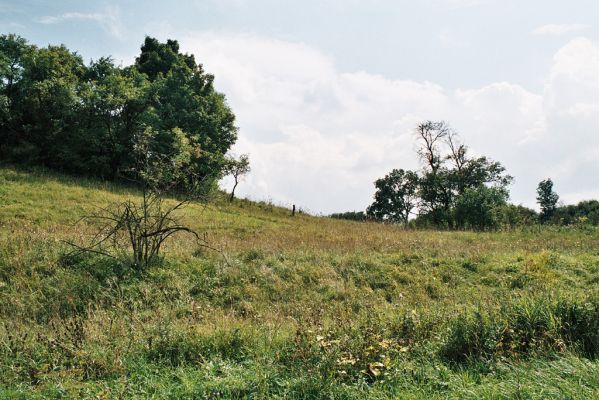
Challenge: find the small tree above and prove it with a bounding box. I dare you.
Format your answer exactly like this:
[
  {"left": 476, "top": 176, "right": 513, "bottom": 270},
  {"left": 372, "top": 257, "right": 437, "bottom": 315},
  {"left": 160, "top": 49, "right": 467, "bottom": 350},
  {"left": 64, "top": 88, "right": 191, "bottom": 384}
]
[
  {"left": 367, "top": 169, "right": 419, "bottom": 225},
  {"left": 67, "top": 127, "right": 213, "bottom": 270},
  {"left": 223, "top": 153, "right": 250, "bottom": 201},
  {"left": 536, "top": 178, "right": 559, "bottom": 224}
]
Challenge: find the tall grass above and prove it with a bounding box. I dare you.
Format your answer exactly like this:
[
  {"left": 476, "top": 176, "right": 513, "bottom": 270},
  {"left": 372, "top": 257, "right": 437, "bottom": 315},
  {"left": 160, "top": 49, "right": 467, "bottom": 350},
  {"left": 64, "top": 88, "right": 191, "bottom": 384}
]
[{"left": 0, "top": 166, "right": 598, "bottom": 398}]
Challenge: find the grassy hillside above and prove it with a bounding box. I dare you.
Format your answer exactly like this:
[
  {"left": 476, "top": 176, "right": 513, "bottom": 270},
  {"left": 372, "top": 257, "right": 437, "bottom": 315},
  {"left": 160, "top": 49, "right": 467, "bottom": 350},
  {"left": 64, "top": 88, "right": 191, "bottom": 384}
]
[{"left": 0, "top": 166, "right": 598, "bottom": 399}]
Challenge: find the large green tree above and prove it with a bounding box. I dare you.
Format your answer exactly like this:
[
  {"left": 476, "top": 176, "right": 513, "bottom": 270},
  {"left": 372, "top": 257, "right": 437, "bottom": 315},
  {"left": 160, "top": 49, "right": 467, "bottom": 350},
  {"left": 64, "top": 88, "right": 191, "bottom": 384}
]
[
  {"left": 367, "top": 169, "right": 420, "bottom": 225},
  {"left": 135, "top": 37, "right": 238, "bottom": 186},
  {"left": 74, "top": 59, "right": 149, "bottom": 177},
  {"left": 0, "top": 34, "right": 239, "bottom": 191},
  {"left": 0, "top": 34, "right": 27, "bottom": 152}
]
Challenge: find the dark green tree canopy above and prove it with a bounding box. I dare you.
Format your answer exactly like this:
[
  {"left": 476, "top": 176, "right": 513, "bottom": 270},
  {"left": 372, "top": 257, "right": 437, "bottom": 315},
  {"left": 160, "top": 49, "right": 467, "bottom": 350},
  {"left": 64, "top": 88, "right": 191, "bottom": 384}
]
[
  {"left": 367, "top": 169, "right": 419, "bottom": 224},
  {"left": 537, "top": 178, "right": 559, "bottom": 223},
  {"left": 554, "top": 200, "right": 599, "bottom": 225},
  {"left": 0, "top": 34, "right": 239, "bottom": 191},
  {"left": 136, "top": 37, "right": 196, "bottom": 81},
  {"left": 454, "top": 186, "right": 508, "bottom": 230}
]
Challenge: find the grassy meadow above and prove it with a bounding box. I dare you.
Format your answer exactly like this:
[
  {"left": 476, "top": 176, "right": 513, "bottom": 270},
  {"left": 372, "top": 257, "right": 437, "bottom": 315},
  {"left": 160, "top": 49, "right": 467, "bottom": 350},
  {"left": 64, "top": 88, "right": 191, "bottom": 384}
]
[{"left": 0, "top": 166, "right": 598, "bottom": 399}]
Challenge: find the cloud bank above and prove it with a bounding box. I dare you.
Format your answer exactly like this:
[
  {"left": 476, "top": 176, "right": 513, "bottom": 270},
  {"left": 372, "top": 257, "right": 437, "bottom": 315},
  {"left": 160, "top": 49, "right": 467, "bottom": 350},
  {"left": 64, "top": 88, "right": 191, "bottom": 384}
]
[{"left": 178, "top": 33, "right": 599, "bottom": 214}]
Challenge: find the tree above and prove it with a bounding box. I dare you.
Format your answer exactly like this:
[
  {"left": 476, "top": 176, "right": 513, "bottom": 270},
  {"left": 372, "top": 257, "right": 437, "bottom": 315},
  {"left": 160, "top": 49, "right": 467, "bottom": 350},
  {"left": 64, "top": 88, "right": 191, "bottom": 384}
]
[
  {"left": 414, "top": 121, "right": 513, "bottom": 227},
  {"left": 136, "top": 37, "right": 238, "bottom": 186},
  {"left": 0, "top": 34, "right": 28, "bottom": 153},
  {"left": 497, "top": 204, "right": 538, "bottom": 228},
  {"left": 416, "top": 121, "right": 450, "bottom": 175},
  {"left": 74, "top": 59, "right": 149, "bottom": 177},
  {"left": 330, "top": 211, "right": 368, "bottom": 222},
  {"left": 456, "top": 156, "right": 513, "bottom": 195},
  {"left": 454, "top": 186, "right": 508, "bottom": 230},
  {"left": 554, "top": 200, "right": 599, "bottom": 226},
  {"left": 369, "top": 121, "right": 513, "bottom": 229},
  {"left": 367, "top": 169, "right": 419, "bottom": 225},
  {"left": 0, "top": 35, "right": 238, "bottom": 192},
  {"left": 536, "top": 178, "right": 559, "bottom": 223},
  {"left": 223, "top": 153, "right": 250, "bottom": 201},
  {"left": 135, "top": 37, "right": 194, "bottom": 81}
]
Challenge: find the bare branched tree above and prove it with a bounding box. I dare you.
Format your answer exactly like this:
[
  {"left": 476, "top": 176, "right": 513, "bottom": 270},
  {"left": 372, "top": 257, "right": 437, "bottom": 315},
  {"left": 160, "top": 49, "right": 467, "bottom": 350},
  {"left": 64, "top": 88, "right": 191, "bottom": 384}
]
[
  {"left": 415, "top": 121, "right": 450, "bottom": 175},
  {"left": 66, "top": 127, "right": 219, "bottom": 270},
  {"left": 445, "top": 130, "right": 468, "bottom": 173}
]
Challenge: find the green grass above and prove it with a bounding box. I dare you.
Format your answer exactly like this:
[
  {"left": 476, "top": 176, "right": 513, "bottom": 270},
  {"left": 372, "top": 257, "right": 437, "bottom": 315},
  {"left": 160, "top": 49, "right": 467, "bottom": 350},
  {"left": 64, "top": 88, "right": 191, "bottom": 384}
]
[{"left": 0, "top": 166, "right": 598, "bottom": 399}]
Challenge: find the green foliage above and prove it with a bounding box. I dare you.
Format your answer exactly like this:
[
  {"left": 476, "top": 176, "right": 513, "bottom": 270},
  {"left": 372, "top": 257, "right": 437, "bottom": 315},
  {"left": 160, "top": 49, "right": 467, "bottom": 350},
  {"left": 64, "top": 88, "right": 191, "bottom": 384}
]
[
  {"left": 497, "top": 204, "right": 538, "bottom": 228},
  {"left": 330, "top": 211, "right": 369, "bottom": 221},
  {"left": 454, "top": 186, "right": 507, "bottom": 230},
  {"left": 223, "top": 153, "right": 251, "bottom": 201},
  {"left": 369, "top": 122, "right": 512, "bottom": 230},
  {"left": 554, "top": 200, "right": 599, "bottom": 226},
  {"left": 367, "top": 169, "right": 419, "bottom": 224},
  {"left": 67, "top": 128, "right": 208, "bottom": 270},
  {"left": 0, "top": 34, "right": 238, "bottom": 190},
  {"left": 537, "top": 178, "right": 559, "bottom": 224}
]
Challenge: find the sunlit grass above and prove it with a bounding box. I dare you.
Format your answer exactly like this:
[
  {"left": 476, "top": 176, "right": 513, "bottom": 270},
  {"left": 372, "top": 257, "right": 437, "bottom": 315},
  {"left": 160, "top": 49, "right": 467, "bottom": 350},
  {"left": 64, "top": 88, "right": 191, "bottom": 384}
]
[{"left": 0, "top": 166, "right": 597, "bottom": 398}]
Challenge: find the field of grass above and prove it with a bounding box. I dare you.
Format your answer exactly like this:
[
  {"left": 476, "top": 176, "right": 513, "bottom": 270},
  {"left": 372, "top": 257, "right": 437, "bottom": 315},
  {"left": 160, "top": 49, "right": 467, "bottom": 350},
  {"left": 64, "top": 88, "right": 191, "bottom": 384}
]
[{"left": 0, "top": 166, "right": 598, "bottom": 399}]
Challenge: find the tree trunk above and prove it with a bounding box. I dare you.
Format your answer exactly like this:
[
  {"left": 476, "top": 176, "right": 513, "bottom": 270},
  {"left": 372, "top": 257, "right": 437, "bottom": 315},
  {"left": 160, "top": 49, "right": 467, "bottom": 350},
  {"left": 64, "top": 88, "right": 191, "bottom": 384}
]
[{"left": 229, "top": 179, "right": 238, "bottom": 202}]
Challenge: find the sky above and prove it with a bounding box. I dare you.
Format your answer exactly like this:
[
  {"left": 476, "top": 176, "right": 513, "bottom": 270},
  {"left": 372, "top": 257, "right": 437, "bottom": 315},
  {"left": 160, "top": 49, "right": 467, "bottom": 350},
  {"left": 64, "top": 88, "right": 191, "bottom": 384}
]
[{"left": 2, "top": 0, "right": 599, "bottom": 214}]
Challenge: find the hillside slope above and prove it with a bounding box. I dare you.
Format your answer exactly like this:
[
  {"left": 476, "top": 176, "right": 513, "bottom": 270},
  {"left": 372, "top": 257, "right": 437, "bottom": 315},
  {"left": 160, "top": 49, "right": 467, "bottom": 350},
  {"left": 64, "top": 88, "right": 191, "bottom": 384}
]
[{"left": 0, "top": 167, "right": 598, "bottom": 399}]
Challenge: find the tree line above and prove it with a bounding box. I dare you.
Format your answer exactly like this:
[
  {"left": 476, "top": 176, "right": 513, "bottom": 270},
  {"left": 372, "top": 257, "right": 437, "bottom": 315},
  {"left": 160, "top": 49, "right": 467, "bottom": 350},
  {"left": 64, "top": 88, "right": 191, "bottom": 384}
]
[
  {"left": 0, "top": 34, "right": 248, "bottom": 194},
  {"left": 332, "top": 122, "right": 598, "bottom": 230}
]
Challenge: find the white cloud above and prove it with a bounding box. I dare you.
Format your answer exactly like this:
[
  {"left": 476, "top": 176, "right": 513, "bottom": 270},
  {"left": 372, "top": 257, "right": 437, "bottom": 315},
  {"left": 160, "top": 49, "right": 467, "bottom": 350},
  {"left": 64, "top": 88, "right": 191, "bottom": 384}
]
[
  {"left": 546, "top": 37, "right": 599, "bottom": 108},
  {"left": 36, "top": 7, "right": 123, "bottom": 38},
  {"left": 532, "top": 24, "right": 590, "bottom": 36},
  {"left": 538, "top": 37, "right": 599, "bottom": 201},
  {"left": 561, "top": 189, "right": 599, "bottom": 205},
  {"left": 179, "top": 33, "right": 599, "bottom": 213}
]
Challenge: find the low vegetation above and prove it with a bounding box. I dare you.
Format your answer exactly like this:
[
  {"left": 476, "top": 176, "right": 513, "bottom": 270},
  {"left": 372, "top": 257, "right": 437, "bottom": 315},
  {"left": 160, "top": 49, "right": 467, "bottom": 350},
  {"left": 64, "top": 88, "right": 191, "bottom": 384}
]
[{"left": 1, "top": 166, "right": 598, "bottom": 399}]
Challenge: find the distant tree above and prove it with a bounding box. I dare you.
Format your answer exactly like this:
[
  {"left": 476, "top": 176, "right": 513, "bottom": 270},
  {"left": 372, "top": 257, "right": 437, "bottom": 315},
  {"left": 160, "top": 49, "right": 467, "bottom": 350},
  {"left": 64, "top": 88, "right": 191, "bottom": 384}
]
[
  {"left": 536, "top": 178, "right": 559, "bottom": 223},
  {"left": 497, "top": 204, "right": 538, "bottom": 228},
  {"left": 367, "top": 169, "right": 419, "bottom": 225},
  {"left": 454, "top": 186, "right": 508, "bottom": 230},
  {"left": 415, "top": 121, "right": 512, "bottom": 227},
  {"left": 330, "top": 211, "right": 368, "bottom": 222},
  {"left": 416, "top": 121, "right": 450, "bottom": 175},
  {"left": 223, "top": 153, "right": 250, "bottom": 201},
  {"left": 553, "top": 200, "right": 599, "bottom": 226},
  {"left": 456, "top": 156, "right": 513, "bottom": 195}
]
